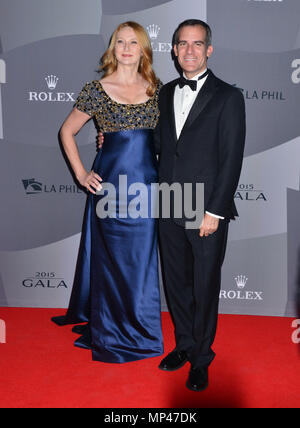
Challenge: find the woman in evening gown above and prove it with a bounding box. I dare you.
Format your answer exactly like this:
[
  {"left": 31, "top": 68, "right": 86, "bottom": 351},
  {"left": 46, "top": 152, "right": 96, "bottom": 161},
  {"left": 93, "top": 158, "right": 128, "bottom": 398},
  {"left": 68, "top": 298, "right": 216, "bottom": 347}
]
[{"left": 52, "top": 22, "right": 163, "bottom": 363}]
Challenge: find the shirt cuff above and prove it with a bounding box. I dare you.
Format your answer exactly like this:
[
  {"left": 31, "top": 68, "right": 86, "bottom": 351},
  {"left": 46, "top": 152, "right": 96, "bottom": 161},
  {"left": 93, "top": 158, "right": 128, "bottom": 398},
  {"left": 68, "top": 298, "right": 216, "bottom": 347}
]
[{"left": 206, "top": 211, "right": 225, "bottom": 220}]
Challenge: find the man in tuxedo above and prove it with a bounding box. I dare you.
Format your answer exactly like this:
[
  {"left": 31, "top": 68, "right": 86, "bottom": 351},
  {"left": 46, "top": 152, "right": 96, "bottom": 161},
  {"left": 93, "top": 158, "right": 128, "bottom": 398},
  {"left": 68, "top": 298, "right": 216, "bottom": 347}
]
[{"left": 156, "top": 19, "right": 246, "bottom": 391}]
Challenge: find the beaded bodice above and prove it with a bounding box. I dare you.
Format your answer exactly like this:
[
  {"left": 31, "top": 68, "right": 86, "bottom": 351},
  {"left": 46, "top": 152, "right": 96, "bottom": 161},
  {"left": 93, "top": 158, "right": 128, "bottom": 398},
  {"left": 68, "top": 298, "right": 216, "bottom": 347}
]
[{"left": 74, "top": 80, "right": 161, "bottom": 133}]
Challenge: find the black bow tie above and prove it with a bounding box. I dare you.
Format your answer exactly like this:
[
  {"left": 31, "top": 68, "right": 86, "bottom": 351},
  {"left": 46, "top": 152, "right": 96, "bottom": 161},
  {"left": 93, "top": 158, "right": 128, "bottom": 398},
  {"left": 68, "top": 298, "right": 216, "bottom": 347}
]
[{"left": 178, "top": 70, "right": 209, "bottom": 91}]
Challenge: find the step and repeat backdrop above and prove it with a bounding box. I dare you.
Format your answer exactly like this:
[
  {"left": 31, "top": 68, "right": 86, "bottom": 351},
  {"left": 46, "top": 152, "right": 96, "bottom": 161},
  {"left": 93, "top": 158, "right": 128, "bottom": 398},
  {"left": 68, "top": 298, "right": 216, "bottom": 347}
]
[{"left": 0, "top": 0, "right": 299, "bottom": 316}]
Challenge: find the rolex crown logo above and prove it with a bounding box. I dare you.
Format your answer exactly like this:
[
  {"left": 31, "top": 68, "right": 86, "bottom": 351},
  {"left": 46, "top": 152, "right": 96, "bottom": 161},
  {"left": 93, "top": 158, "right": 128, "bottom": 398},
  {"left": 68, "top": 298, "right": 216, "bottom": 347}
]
[
  {"left": 235, "top": 275, "right": 248, "bottom": 289},
  {"left": 45, "top": 75, "right": 59, "bottom": 90},
  {"left": 147, "top": 24, "right": 160, "bottom": 40}
]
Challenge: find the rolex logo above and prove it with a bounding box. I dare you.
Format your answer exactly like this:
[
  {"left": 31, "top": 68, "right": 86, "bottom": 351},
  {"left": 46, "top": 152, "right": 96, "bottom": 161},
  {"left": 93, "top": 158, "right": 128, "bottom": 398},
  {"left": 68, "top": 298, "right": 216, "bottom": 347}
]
[
  {"left": 147, "top": 24, "right": 160, "bottom": 40},
  {"left": 235, "top": 275, "right": 248, "bottom": 289},
  {"left": 147, "top": 25, "right": 171, "bottom": 53},
  {"left": 45, "top": 75, "right": 59, "bottom": 90},
  {"left": 220, "top": 275, "right": 263, "bottom": 301},
  {"left": 28, "top": 75, "right": 74, "bottom": 102}
]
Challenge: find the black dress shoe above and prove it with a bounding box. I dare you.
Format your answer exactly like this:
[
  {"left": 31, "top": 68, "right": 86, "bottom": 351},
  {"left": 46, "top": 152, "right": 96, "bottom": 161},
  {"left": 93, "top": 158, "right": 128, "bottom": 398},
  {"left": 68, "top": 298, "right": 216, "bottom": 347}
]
[
  {"left": 158, "top": 350, "right": 188, "bottom": 371},
  {"left": 72, "top": 324, "right": 89, "bottom": 335},
  {"left": 186, "top": 366, "right": 208, "bottom": 392},
  {"left": 51, "top": 315, "right": 69, "bottom": 326}
]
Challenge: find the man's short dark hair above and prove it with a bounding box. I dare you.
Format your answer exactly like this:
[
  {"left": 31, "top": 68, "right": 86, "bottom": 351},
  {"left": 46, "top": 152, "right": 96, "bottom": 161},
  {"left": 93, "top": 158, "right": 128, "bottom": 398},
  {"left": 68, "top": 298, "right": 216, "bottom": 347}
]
[{"left": 173, "top": 19, "right": 212, "bottom": 47}]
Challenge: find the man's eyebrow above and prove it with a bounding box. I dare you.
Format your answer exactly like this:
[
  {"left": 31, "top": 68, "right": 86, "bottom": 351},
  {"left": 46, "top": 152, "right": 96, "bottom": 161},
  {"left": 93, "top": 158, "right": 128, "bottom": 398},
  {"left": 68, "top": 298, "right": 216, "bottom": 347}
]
[{"left": 178, "top": 40, "right": 205, "bottom": 44}]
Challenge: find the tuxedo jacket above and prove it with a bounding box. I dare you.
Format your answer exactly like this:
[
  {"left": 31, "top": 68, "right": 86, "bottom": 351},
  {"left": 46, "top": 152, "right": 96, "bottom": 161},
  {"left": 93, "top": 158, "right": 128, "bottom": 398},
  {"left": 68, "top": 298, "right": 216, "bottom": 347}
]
[{"left": 155, "top": 70, "right": 246, "bottom": 226}]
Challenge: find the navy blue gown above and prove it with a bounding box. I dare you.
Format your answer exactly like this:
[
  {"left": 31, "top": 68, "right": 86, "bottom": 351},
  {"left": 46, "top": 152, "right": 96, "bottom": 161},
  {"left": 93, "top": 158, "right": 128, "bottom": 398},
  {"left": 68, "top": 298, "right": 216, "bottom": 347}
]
[{"left": 52, "top": 81, "right": 163, "bottom": 363}]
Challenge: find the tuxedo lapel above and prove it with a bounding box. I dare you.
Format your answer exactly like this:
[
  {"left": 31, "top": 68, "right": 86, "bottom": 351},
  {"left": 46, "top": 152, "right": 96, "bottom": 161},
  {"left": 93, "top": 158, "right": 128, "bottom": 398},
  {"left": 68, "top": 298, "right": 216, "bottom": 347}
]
[
  {"left": 178, "top": 72, "right": 219, "bottom": 140},
  {"left": 165, "top": 79, "right": 178, "bottom": 144}
]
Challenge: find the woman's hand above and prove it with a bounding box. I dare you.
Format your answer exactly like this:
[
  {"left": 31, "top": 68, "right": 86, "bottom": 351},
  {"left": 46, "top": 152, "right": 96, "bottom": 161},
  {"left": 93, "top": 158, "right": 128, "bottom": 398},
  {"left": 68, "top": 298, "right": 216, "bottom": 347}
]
[
  {"left": 98, "top": 132, "right": 104, "bottom": 149},
  {"left": 78, "top": 170, "right": 103, "bottom": 194}
]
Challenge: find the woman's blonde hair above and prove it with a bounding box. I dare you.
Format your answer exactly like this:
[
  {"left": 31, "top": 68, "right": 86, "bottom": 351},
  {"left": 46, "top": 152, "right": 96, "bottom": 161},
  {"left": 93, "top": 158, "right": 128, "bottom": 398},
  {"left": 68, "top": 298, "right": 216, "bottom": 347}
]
[{"left": 99, "top": 21, "right": 158, "bottom": 97}]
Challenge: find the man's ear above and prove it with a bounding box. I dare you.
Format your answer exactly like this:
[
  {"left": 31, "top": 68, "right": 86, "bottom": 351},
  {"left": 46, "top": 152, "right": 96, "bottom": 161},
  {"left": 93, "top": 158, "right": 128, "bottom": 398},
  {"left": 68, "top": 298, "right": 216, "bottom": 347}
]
[
  {"left": 173, "top": 44, "right": 178, "bottom": 57},
  {"left": 206, "top": 44, "right": 213, "bottom": 59}
]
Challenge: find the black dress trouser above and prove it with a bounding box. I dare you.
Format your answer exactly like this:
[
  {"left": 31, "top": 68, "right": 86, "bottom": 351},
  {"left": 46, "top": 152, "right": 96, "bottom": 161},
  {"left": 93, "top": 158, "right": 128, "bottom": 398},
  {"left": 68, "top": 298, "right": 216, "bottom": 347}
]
[{"left": 158, "top": 217, "right": 229, "bottom": 369}]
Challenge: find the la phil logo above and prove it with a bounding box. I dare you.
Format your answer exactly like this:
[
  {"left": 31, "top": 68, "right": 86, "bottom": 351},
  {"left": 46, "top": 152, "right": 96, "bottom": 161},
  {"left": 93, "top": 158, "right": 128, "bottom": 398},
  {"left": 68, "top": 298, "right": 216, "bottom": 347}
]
[
  {"left": 233, "top": 84, "right": 285, "bottom": 101},
  {"left": 28, "top": 75, "right": 75, "bottom": 102},
  {"left": 22, "top": 178, "right": 83, "bottom": 195}
]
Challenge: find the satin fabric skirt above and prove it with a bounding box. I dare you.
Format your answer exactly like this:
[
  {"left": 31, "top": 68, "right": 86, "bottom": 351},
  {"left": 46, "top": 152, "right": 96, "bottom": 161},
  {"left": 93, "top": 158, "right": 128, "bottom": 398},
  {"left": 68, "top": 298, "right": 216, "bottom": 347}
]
[{"left": 57, "top": 129, "right": 163, "bottom": 363}]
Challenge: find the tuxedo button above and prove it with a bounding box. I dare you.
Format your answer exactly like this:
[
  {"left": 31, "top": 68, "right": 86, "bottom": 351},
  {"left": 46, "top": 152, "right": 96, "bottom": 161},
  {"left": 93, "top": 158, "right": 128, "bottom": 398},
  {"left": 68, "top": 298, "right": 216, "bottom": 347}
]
[{"left": 175, "top": 152, "right": 180, "bottom": 158}]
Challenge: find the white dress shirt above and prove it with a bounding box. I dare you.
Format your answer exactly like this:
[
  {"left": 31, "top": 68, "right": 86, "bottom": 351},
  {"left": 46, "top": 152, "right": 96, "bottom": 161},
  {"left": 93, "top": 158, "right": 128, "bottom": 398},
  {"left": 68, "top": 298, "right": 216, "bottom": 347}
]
[{"left": 174, "top": 69, "right": 224, "bottom": 220}]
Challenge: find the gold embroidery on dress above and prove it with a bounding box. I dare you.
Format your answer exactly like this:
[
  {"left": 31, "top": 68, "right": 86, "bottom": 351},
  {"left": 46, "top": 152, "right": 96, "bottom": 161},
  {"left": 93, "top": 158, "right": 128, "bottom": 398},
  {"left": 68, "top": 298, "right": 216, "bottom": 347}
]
[{"left": 74, "top": 80, "right": 161, "bottom": 133}]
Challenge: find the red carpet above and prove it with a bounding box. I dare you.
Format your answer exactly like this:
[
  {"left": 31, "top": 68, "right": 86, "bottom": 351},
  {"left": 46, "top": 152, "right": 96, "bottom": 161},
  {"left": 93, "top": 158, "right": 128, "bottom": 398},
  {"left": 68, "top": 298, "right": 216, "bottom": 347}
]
[{"left": 0, "top": 308, "right": 299, "bottom": 408}]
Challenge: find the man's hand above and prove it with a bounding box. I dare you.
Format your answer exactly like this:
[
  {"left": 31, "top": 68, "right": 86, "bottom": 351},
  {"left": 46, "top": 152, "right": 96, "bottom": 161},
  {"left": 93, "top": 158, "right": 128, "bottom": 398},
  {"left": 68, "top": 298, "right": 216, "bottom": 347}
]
[
  {"left": 98, "top": 132, "right": 104, "bottom": 149},
  {"left": 199, "top": 213, "right": 219, "bottom": 237}
]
